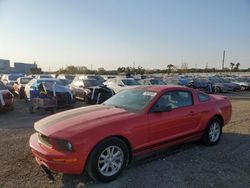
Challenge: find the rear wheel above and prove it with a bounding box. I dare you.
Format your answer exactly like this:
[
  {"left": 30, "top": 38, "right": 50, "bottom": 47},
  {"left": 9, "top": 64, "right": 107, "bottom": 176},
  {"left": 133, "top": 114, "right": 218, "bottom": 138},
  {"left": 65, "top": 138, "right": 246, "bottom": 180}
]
[
  {"left": 86, "top": 137, "right": 129, "bottom": 182},
  {"left": 202, "top": 117, "right": 222, "bottom": 146},
  {"left": 240, "top": 85, "right": 246, "bottom": 91}
]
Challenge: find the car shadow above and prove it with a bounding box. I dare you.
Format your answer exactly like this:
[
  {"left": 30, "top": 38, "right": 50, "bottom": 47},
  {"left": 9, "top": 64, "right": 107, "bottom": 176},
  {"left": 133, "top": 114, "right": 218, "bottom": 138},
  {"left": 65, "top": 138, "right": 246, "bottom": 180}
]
[{"left": 60, "top": 132, "right": 250, "bottom": 187}]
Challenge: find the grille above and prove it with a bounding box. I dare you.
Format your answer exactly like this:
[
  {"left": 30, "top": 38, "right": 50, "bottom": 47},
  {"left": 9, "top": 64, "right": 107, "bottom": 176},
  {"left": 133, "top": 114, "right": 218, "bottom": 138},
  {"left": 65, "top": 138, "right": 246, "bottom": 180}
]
[
  {"left": 56, "top": 92, "right": 72, "bottom": 106},
  {"left": 38, "top": 133, "right": 52, "bottom": 147}
]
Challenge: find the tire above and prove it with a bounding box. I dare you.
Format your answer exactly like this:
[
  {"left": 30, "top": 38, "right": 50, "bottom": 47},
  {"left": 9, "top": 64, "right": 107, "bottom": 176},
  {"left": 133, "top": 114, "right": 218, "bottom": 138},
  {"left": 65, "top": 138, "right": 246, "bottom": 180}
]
[
  {"left": 241, "top": 85, "right": 246, "bottom": 91},
  {"left": 86, "top": 137, "right": 129, "bottom": 182},
  {"left": 214, "top": 87, "right": 221, "bottom": 93},
  {"left": 202, "top": 117, "right": 222, "bottom": 146}
]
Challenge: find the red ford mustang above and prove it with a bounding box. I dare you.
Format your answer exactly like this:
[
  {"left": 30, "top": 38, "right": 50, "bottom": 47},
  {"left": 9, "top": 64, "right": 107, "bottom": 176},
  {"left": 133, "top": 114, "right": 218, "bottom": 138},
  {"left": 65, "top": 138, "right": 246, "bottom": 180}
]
[{"left": 29, "top": 86, "right": 232, "bottom": 182}]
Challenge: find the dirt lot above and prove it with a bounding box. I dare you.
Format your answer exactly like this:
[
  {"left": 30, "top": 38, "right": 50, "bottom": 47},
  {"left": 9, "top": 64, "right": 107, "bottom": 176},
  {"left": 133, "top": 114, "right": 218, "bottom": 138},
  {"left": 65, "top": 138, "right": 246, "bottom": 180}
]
[{"left": 0, "top": 92, "right": 250, "bottom": 188}]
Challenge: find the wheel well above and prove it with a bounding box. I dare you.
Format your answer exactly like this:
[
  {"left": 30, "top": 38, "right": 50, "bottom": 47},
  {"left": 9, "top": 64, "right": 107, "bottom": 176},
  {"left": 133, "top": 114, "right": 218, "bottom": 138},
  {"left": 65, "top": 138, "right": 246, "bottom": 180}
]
[
  {"left": 85, "top": 135, "right": 133, "bottom": 171},
  {"left": 213, "top": 114, "right": 224, "bottom": 126},
  {"left": 110, "top": 135, "right": 133, "bottom": 164}
]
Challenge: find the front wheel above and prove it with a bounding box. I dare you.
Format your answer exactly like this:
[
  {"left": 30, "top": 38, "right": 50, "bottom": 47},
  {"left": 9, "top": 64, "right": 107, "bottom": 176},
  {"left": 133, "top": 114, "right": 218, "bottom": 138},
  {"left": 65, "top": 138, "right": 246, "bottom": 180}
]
[
  {"left": 202, "top": 118, "right": 222, "bottom": 146},
  {"left": 86, "top": 137, "right": 129, "bottom": 182}
]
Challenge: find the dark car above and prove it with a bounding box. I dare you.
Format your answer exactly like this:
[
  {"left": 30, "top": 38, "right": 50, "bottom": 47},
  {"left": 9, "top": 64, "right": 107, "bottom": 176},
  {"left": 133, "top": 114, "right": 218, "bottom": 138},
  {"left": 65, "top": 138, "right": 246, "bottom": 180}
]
[
  {"left": 208, "top": 77, "right": 232, "bottom": 93},
  {"left": 219, "top": 78, "right": 241, "bottom": 91},
  {"left": 0, "top": 81, "right": 14, "bottom": 112},
  {"left": 187, "top": 78, "right": 213, "bottom": 93},
  {"left": 70, "top": 78, "right": 114, "bottom": 104}
]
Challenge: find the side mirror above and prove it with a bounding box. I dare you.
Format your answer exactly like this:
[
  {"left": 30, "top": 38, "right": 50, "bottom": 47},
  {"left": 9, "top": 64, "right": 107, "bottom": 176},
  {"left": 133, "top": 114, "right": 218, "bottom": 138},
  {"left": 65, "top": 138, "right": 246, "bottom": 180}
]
[
  {"left": 153, "top": 105, "right": 172, "bottom": 113},
  {"left": 118, "top": 84, "right": 124, "bottom": 87}
]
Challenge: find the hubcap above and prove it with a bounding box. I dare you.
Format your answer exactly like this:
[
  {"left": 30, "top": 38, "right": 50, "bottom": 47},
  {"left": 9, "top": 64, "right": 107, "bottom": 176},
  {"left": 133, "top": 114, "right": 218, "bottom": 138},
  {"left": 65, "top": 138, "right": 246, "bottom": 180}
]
[
  {"left": 98, "top": 146, "right": 124, "bottom": 176},
  {"left": 209, "top": 122, "right": 221, "bottom": 142}
]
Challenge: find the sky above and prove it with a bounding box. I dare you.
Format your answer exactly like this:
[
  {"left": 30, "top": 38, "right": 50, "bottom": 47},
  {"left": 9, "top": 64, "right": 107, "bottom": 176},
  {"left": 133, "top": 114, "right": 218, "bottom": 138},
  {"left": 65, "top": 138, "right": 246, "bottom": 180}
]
[{"left": 0, "top": 0, "right": 250, "bottom": 71}]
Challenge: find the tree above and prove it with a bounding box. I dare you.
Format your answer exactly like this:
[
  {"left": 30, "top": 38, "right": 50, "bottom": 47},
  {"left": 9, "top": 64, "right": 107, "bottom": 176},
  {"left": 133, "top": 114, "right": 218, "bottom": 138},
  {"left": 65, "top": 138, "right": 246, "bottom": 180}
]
[
  {"left": 180, "top": 63, "right": 188, "bottom": 74},
  {"left": 97, "top": 67, "right": 106, "bottom": 75},
  {"left": 117, "top": 67, "right": 126, "bottom": 73},
  {"left": 234, "top": 62, "right": 240, "bottom": 70},
  {"left": 136, "top": 66, "right": 145, "bottom": 75},
  {"left": 230, "top": 62, "right": 235, "bottom": 70},
  {"left": 167, "top": 64, "right": 174, "bottom": 74},
  {"left": 30, "top": 67, "right": 42, "bottom": 74},
  {"left": 65, "top": 65, "right": 78, "bottom": 74}
]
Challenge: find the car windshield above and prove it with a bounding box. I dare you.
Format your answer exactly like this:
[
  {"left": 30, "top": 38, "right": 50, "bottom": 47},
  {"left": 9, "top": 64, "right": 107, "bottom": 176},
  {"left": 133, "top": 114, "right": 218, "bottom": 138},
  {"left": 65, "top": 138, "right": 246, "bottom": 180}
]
[
  {"left": 104, "top": 89, "right": 157, "bottom": 112},
  {"left": 9, "top": 75, "right": 22, "bottom": 81},
  {"left": 150, "top": 79, "right": 166, "bottom": 85},
  {"left": 39, "top": 75, "right": 53, "bottom": 79},
  {"left": 88, "top": 75, "right": 105, "bottom": 82},
  {"left": 0, "top": 81, "right": 7, "bottom": 90},
  {"left": 37, "top": 79, "right": 64, "bottom": 85},
  {"left": 58, "top": 79, "right": 71, "bottom": 86},
  {"left": 20, "top": 78, "right": 33, "bottom": 84},
  {"left": 65, "top": 75, "right": 75, "bottom": 80},
  {"left": 83, "top": 79, "right": 101, "bottom": 87},
  {"left": 121, "top": 79, "right": 141, "bottom": 86}
]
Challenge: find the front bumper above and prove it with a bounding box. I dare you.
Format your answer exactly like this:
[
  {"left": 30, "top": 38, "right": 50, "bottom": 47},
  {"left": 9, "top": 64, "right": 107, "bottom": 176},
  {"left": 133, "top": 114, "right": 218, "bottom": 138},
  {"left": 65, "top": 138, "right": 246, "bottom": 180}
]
[{"left": 29, "top": 133, "right": 85, "bottom": 174}]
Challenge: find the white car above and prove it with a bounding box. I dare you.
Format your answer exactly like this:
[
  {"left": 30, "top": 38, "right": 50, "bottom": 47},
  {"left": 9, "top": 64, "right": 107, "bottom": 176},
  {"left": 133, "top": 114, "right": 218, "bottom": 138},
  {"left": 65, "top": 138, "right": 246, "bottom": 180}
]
[{"left": 103, "top": 78, "right": 141, "bottom": 93}]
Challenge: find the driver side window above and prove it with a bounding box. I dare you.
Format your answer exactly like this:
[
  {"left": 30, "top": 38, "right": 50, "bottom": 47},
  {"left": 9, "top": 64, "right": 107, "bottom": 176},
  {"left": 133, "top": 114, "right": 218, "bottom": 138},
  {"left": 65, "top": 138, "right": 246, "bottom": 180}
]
[{"left": 152, "top": 90, "right": 193, "bottom": 111}]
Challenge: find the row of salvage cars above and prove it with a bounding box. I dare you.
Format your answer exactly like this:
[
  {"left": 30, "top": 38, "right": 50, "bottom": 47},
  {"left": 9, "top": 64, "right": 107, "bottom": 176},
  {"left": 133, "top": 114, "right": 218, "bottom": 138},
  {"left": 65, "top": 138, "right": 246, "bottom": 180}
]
[{"left": 1, "top": 74, "right": 249, "bottom": 112}]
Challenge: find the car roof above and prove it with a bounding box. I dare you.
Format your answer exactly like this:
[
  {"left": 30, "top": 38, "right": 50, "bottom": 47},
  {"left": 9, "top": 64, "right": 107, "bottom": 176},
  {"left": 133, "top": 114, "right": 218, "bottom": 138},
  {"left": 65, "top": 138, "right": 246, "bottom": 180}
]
[{"left": 137, "top": 85, "right": 190, "bottom": 92}]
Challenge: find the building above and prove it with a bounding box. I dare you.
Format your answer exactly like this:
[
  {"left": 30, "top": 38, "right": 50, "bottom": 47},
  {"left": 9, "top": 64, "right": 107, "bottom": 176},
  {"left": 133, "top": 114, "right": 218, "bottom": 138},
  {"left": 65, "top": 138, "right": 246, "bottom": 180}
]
[
  {"left": 14, "top": 62, "right": 37, "bottom": 74},
  {"left": 0, "top": 59, "right": 10, "bottom": 73}
]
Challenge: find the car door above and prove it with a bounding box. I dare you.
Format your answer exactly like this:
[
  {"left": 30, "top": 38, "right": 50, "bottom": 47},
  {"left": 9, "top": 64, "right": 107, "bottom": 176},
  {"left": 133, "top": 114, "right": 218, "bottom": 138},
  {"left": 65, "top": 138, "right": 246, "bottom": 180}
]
[{"left": 148, "top": 90, "right": 201, "bottom": 146}]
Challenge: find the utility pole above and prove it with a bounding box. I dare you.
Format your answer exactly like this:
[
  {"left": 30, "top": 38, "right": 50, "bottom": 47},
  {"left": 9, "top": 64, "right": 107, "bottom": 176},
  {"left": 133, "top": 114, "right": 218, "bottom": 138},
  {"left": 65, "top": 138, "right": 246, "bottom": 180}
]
[
  {"left": 133, "top": 61, "right": 136, "bottom": 75},
  {"left": 222, "top": 50, "right": 225, "bottom": 70}
]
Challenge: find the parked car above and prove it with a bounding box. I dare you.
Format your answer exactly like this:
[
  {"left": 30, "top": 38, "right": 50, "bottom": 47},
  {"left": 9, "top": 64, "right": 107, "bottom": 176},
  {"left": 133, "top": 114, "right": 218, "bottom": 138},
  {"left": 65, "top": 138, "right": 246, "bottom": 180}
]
[
  {"left": 208, "top": 77, "right": 231, "bottom": 93},
  {"left": 25, "top": 78, "right": 74, "bottom": 107},
  {"left": 187, "top": 78, "right": 213, "bottom": 93},
  {"left": 77, "top": 75, "right": 106, "bottom": 83},
  {"left": 13, "top": 77, "right": 33, "bottom": 98},
  {"left": 35, "top": 74, "right": 54, "bottom": 79},
  {"left": 104, "top": 78, "right": 141, "bottom": 93},
  {"left": 1, "top": 74, "right": 23, "bottom": 91},
  {"left": 232, "top": 77, "right": 250, "bottom": 90},
  {"left": 29, "top": 86, "right": 232, "bottom": 182},
  {"left": 70, "top": 78, "right": 114, "bottom": 104},
  {"left": 178, "top": 76, "right": 190, "bottom": 86},
  {"left": 57, "top": 78, "right": 73, "bottom": 87},
  {"left": 219, "top": 78, "right": 241, "bottom": 91},
  {"left": 0, "top": 81, "right": 14, "bottom": 112},
  {"left": 139, "top": 78, "right": 167, "bottom": 85}
]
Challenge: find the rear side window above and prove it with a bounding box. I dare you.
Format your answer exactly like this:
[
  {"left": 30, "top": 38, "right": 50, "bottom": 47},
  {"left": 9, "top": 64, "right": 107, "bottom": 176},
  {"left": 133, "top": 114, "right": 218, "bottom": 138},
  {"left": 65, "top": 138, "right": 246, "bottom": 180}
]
[{"left": 198, "top": 93, "right": 210, "bottom": 102}]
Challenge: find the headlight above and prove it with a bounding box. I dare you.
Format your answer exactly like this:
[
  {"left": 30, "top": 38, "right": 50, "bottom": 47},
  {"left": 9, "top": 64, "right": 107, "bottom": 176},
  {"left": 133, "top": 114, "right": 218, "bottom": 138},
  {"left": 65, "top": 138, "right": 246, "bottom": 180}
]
[{"left": 55, "top": 139, "right": 73, "bottom": 151}]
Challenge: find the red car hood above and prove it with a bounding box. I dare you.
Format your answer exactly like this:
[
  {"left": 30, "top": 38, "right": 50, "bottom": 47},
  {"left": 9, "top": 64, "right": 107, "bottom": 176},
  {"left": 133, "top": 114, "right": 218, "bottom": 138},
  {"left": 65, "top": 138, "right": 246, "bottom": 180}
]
[{"left": 34, "top": 105, "right": 136, "bottom": 138}]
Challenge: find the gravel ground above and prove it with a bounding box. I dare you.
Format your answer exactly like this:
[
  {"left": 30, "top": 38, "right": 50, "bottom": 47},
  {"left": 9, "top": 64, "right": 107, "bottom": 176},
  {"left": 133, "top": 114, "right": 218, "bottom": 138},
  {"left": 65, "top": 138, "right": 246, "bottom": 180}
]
[{"left": 0, "top": 93, "right": 250, "bottom": 188}]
